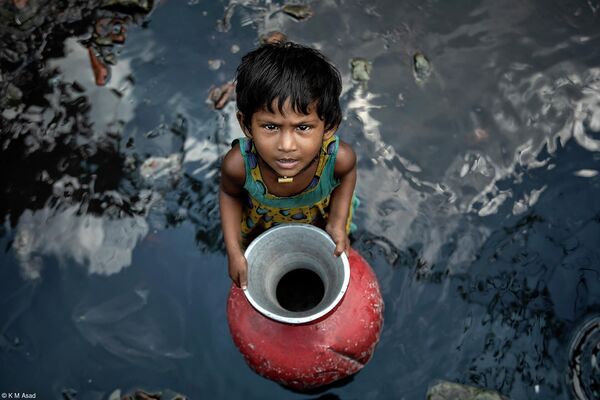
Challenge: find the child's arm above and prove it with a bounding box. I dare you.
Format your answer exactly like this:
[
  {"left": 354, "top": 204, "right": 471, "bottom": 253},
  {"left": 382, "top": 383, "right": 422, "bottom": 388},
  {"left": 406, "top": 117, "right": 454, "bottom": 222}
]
[
  {"left": 219, "top": 144, "right": 248, "bottom": 289},
  {"left": 326, "top": 141, "right": 357, "bottom": 256}
]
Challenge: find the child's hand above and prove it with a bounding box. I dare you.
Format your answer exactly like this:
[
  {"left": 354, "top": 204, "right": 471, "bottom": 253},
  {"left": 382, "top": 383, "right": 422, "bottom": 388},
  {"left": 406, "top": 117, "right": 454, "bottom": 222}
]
[
  {"left": 228, "top": 253, "right": 248, "bottom": 289},
  {"left": 325, "top": 224, "right": 350, "bottom": 257}
]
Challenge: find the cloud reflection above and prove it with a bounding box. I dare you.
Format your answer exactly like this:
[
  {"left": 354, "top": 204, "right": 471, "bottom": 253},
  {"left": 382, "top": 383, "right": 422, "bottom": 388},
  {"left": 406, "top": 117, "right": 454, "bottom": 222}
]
[{"left": 13, "top": 206, "right": 148, "bottom": 279}]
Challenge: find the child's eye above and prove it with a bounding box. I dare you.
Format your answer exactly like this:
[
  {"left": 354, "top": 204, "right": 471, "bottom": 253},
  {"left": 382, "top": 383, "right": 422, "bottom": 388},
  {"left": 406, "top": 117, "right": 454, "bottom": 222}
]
[
  {"left": 297, "top": 125, "right": 311, "bottom": 132},
  {"left": 263, "top": 124, "right": 278, "bottom": 131}
]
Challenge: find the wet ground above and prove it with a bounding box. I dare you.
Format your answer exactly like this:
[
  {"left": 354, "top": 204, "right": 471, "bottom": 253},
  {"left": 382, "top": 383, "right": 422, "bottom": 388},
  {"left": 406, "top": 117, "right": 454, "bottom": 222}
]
[{"left": 1, "top": 0, "right": 600, "bottom": 399}]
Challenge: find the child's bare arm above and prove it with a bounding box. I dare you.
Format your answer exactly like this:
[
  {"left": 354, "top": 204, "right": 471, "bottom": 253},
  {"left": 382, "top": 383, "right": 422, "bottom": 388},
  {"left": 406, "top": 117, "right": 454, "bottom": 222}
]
[
  {"left": 326, "top": 141, "right": 357, "bottom": 256},
  {"left": 219, "top": 144, "right": 248, "bottom": 288}
]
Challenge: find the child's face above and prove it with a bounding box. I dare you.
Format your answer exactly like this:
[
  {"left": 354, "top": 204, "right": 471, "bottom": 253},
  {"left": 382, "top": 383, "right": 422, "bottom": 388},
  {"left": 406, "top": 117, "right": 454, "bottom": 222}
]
[{"left": 238, "top": 99, "right": 335, "bottom": 179}]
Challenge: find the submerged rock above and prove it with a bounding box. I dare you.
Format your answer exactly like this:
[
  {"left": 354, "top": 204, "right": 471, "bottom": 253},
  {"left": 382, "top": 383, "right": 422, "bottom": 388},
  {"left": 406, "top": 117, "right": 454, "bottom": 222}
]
[
  {"left": 281, "top": 4, "right": 313, "bottom": 20},
  {"left": 351, "top": 58, "right": 372, "bottom": 82},
  {"left": 427, "top": 380, "right": 509, "bottom": 400},
  {"left": 413, "top": 51, "right": 432, "bottom": 84}
]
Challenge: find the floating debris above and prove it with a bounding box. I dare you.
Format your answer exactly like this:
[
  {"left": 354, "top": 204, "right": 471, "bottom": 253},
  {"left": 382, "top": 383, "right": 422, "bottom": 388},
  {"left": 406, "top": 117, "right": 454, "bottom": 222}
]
[
  {"left": 230, "top": 44, "right": 240, "bottom": 53},
  {"left": 473, "top": 128, "right": 489, "bottom": 143},
  {"left": 413, "top": 51, "right": 432, "bottom": 84},
  {"left": 280, "top": 4, "right": 313, "bottom": 20},
  {"left": 94, "top": 17, "right": 128, "bottom": 45},
  {"left": 350, "top": 58, "right": 372, "bottom": 82},
  {"left": 216, "top": 3, "right": 236, "bottom": 32},
  {"left": 260, "top": 30, "right": 287, "bottom": 45},
  {"left": 108, "top": 389, "right": 121, "bottom": 400},
  {"left": 99, "top": 45, "right": 119, "bottom": 65},
  {"left": 574, "top": 169, "right": 599, "bottom": 177},
  {"left": 139, "top": 154, "right": 182, "bottom": 186},
  {"left": 86, "top": 8, "right": 148, "bottom": 87},
  {"left": 208, "top": 82, "right": 235, "bottom": 110},
  {"left": 88, "top": 47, "right": 110, "bottom": 86},
  {"left": 13, "top": 0, "right": 28, "bottom": 10},
  {"left": 6, "top": 82, "right": 23, "bottom": 101},
  {"left": 427, "top": 380, "right": 509, "bottom": 400},
  {"left": 208, "top": 59, "right": 224, "bottom": 71}
]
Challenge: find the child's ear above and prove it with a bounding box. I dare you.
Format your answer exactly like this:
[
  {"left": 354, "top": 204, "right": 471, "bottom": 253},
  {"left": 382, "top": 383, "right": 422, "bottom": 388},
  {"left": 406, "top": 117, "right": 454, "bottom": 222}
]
[
  {"left": 323, "top": 124, "right": 338, "bottom": 140},
  {"left": 237, "top": 112, "right": 252, "bottom": 138}
]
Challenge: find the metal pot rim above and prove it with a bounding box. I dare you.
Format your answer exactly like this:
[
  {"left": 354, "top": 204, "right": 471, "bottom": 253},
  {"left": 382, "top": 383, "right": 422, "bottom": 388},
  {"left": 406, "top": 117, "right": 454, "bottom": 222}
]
[{"left": 243, "top": 224, "right": 350, "bottom": 324}]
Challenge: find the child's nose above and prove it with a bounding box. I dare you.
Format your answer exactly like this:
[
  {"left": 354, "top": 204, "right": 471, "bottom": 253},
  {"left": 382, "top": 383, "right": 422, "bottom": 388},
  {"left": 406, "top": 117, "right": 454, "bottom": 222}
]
[{"left": 278, "top": 130, "right": 297, "bottom": 151}]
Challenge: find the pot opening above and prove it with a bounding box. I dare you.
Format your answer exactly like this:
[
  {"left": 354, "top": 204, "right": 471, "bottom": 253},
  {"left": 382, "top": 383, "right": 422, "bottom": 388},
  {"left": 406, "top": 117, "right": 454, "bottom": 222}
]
[{"left": 276, "top": 268, "right": 325, "bottom": 312}]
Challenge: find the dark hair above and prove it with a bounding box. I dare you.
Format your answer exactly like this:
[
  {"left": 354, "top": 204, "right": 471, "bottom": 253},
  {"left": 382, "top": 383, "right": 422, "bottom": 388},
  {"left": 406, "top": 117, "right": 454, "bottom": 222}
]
[{"left": 235, "top": 42, "right": 342, "bottom": 132}]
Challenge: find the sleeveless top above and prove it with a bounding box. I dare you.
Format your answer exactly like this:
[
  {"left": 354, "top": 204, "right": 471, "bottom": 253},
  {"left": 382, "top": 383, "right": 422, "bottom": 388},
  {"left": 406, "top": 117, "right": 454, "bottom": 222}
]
[{"left": 234, "top": 134, "right": 357, "bottom": 246}]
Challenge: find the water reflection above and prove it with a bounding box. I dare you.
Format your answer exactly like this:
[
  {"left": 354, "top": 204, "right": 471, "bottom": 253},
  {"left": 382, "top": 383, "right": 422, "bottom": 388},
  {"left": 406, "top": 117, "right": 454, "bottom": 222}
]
[
  {"left": 1, "top": 0, "right": 600, "bottom": 399},
  {"left": 14, "top": 207, "right": 148, "bottom": 279}
]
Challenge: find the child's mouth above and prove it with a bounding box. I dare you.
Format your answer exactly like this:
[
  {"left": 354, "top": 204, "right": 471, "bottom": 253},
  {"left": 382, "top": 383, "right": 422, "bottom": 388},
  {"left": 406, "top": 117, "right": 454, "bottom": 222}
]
[{"left": 276, "top": 158, "right": 299, "bottom": 169}]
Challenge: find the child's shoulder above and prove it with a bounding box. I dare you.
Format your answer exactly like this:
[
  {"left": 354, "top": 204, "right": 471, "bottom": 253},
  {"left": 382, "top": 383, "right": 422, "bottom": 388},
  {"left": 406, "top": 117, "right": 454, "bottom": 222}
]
[
  {"left": 333, "top": 139, "right": 356, "bottom": 176},
  {"left": 221, "top": 141, "right": 246, "bottom": 186}
]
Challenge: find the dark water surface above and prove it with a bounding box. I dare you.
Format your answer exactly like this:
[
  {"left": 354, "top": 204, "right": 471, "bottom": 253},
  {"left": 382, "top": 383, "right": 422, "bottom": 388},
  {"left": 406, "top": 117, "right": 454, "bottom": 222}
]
[{"left": 1, "top": 0, "right": 600, "bottom": 399}]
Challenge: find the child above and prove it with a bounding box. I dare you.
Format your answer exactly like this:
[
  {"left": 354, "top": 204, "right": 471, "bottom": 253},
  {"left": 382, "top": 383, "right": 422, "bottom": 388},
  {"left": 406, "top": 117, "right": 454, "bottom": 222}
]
[{"left": 219, "top": 42, "right": 357, "bottom": 289}]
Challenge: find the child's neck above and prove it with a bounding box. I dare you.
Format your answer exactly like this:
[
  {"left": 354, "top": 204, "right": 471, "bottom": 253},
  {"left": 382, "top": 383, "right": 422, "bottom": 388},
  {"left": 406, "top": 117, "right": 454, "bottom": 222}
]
[{"left": 258, "top": 157, "right": 318, "bottom": 197}]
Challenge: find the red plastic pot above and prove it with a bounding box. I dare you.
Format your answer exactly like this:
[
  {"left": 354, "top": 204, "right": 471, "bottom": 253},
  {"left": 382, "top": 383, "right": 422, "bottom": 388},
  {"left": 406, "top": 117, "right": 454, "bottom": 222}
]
[{"left": 227, "top": 248, "right": 384, "bottom": 390}]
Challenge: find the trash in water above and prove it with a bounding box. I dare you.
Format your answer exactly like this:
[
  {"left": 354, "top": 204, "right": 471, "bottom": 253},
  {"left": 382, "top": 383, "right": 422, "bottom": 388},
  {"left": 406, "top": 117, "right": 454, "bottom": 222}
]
[
  {"left": 208, "top": 59, "right": 224, "bottom": 71},
  {"left": 73, "top": 288, "right": 191, "bottom": 371},
  {"left": 139, "top": 154, "right": 182, "bottom": 189},
  {"left": 6, "top": 82, "right": 23, "bottom": 101},
  {"left": 13, "top": 0, "right": 28, "bottom": 10},
  {"left": 473, "top": 128, "right": 489, "bottom": 143},
  {"left": 350, "top": 58, "right": 372, "bottom": 82},
  {"left": 260, "top": 30, "right": 287, "bottom": 45},
  {"left": 413, "top": 51, "right": 432, "bottom": 84},
  {"left": 88, "top": 47, "right": 110, "bottom": 85},
  {"left": 85, "top": 7, "right": 151, "bottom": 86},
  {"left": 216, "top": 2, "right": 236, "bottom": 32},
  {"left": 280, "top": 4, "right": 313, "bottom": 20},
  {"left": 207, "top": 81, "right": 235, "bottom": 110},
  {"left": 93, "top": 17, "right": 129, "bottom": 46}
]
